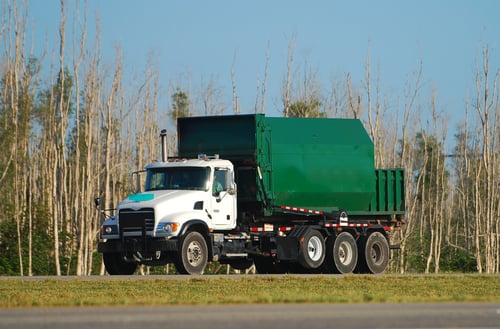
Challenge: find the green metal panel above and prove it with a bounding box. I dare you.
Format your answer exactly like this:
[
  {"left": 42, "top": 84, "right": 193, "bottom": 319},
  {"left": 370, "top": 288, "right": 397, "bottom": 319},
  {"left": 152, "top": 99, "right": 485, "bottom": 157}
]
[
  {"left": 369, "top": 169, "right": 405, "bottom": 215},
  {"left": 178, "top": 114, "right": 376, "bottom": 213},
  {"left": 178, "top": 115, "right": 257, "bottom": 159},
  {"left": 177, "top": 114, "right": 404, "bottom": 216},
  {"left": 260, "top": 116, "right": 375, "bottom": 212}
]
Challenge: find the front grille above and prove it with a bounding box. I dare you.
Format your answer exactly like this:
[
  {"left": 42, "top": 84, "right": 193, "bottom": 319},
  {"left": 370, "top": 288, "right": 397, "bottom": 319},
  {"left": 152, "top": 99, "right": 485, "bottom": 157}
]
[{"left": 119, "top": 208, "right": 155, "bottom": 233}]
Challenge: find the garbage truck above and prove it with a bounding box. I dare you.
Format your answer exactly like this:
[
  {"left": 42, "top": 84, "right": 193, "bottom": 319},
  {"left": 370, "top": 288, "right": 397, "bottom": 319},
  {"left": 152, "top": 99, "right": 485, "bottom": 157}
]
[{"left": 97, "top": 114, "right": 405, "bottom": 275}]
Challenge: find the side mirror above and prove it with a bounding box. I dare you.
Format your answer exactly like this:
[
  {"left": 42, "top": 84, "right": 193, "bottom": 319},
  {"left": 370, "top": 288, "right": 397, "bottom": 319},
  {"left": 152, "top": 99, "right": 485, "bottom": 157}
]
[
  {"left": 131, "top": 169, "right": 147, "bottom": 193},
  {"left": 227, "top": 183, "right": 237, "bottom": 195}
]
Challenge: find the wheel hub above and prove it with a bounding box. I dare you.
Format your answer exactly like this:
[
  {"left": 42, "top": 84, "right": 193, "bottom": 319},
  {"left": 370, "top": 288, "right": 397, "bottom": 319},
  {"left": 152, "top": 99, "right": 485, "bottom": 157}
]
[
  {"left": 338, "top": 241, "right": 352, "bottom": 265},
  {"left": 187, "top": 241, "right": 203, "bottom": 265},
  {"left": 307, "top": 236, "right": 323, "bottom": 262},
  {"left": 370, "top": 244, "right": 382, "bottom": 264}
]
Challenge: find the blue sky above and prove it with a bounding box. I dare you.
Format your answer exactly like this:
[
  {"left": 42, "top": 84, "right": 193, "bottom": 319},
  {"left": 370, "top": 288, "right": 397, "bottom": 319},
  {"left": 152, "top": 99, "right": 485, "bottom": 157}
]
[{"left": 28, "top": 0, "right": 499, "bottom": 133}]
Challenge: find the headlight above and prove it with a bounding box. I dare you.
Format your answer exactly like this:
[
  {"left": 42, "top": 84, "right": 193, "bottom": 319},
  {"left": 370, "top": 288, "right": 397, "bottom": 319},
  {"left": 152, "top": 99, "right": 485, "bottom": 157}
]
[
  {"left": 157, "top": 222, "right": 180, "bottom": 234},
  {"left": 101, "top": 225, "right": 118, "bottom": 237}
]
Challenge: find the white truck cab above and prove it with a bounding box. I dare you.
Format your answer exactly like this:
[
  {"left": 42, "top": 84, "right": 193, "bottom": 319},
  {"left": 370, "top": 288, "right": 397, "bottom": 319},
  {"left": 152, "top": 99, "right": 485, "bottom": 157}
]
[
  {"left": 98, "top": 154, "right": 239, "bottom": 275},
  {"left": 101, "top": 155, "right": 237, "bottom": 239}
]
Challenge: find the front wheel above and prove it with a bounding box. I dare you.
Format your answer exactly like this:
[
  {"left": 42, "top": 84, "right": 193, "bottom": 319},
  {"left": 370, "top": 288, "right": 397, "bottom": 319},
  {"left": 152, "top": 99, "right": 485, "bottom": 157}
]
[
  {"left": 102, "top": 252, "right": 138, "bottom": 275},
  {"left": 298, "top": 229, "right": 325, "bottom": 269},
  {"left": 174, "top": 231, "right": 208, "bottom": 275}
]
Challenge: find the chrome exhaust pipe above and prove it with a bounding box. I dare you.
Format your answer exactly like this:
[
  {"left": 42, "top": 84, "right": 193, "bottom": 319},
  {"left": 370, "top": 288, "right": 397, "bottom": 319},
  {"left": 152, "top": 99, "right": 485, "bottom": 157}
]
[{"left": 160, "top": 129, "right": 167, "bottom": 161}]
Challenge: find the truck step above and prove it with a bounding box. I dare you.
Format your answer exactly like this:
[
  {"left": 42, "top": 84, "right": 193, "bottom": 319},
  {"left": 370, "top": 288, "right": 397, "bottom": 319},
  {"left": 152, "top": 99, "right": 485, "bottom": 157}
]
[{"left": 224, "top": 253, "right": 248, "bottom": 258}]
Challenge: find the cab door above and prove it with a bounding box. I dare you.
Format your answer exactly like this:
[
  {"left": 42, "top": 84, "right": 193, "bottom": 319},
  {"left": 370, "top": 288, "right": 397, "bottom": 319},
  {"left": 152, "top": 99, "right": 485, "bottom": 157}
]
[{"left": 210, "top": 167, "right": 237, "bottom": 229}]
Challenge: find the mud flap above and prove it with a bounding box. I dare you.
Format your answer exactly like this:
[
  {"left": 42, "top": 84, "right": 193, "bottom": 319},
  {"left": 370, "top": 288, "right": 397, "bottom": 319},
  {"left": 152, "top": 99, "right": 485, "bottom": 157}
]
[{"left": 273, "top": 236, "right": 299, "bottom": 261}]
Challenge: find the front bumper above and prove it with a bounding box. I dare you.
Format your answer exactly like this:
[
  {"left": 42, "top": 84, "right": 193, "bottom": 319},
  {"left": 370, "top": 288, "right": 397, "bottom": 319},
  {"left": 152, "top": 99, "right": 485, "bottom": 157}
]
[{"left": 98, "top": 237, "right": 177, "bottom": 253}]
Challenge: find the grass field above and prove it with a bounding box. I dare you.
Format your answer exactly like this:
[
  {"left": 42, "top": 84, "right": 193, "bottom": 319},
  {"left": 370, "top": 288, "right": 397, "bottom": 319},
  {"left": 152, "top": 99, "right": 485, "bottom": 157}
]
[{"left": 0, "top": 274, "right": 498, "bottom": 308}]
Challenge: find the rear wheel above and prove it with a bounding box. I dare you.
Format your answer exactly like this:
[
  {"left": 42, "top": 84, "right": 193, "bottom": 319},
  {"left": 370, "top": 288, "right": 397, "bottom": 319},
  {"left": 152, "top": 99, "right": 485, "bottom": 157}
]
[
  {"left": 298, "top": 229, "right": 325, "bottom": 269},
  {"left": 102, "top": 252, "right": 138, "bottom": 275},
  {"left": 174, "top": 231, "right": 208, "bottom": 275},
  {"left": 320, "top": 236, "right": 336, "bottom": 273},
  {"left": 358, "top": 231, "right": 390, "bottom": 274},
  {"left": 332, "top": 232, "right": 358, "bottom": 274}
]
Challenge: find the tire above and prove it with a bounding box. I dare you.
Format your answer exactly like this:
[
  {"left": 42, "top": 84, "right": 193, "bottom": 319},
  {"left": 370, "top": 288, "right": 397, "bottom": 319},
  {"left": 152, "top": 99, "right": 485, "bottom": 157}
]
[
  {"left": 319, "top": 236, "right": 337, "bottom": 273},
  {"left": 102, "top": 252, "right": 138, "bottom": 275},
  {"left": 174, "top": 231, "right": 208, "bottom": 275},
  {"left": 354, "top": 236, "right": 368, "bottom": 273},
  {"left": 298, "top": 229, "right": 325, "bottom": 269},
  {"left": 359, "top": 231, "right": 390, "bottom": 274},
  {"left": 332, "top": 232, "right": 358, "bottom": 274}
]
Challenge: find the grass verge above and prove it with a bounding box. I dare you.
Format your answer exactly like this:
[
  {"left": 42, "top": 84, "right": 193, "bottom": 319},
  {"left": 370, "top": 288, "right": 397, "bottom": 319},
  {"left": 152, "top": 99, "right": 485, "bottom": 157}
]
[{"left": 0, "top": 274, "right": 498, "bottom": 308}]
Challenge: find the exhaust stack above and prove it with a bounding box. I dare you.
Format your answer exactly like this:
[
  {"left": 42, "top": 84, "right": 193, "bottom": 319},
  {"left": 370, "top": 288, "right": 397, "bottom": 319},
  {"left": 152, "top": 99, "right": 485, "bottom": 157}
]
[{"left": 160, "top": 129, "right": 168, "bottom": 161}]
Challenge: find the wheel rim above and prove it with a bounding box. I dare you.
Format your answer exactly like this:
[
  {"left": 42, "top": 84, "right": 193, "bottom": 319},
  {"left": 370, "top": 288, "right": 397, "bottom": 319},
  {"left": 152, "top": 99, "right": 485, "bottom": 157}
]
[
  {"left": 370, "top": 243, "right": 382, "bottom": 265},
  {"left": 186, "top": 240, "right": 203, "bottom": 266},
  {"left": 307, "top": 236, "right": 323, "bottom": 262},
  {"left": 338, "top": 241, "right": 353, "bottom": 265}
]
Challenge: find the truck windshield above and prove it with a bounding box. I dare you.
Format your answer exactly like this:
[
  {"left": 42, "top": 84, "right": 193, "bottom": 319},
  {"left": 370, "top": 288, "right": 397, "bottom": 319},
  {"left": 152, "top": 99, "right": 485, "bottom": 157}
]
[{"left": 145, "top": 167, "right": 210, "bottom": 191}]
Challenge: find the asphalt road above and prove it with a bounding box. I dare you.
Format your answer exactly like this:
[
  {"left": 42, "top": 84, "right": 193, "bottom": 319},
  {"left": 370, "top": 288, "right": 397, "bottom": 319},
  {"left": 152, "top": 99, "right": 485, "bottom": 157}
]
[{"left": 1, "top": 303, "right": 499, "bottom": 329}]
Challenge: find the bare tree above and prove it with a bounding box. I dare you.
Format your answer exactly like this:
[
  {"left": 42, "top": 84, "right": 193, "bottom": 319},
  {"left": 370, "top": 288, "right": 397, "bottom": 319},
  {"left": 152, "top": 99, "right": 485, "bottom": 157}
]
[
  {"left": 364, "top": 49, "right": 383, "bottom": 165},
  {"left": 282, "top": 50, "right": 324, "bottom": 118},
  {"left": 346, "top": 73, "right": 362, "bottom": 119},
  {"left": 70, "top": 0, "right": 87, "bottom": 275},
  {"left": 471, "top": 46, "right": 499, "bottom": 273},
  {"left": 393, "top": 60, "right": 423, "bottom": 273},
  {"left": 254, "top": 42, "right": 270, "bottom": 114},
  {"left": 324, "top": 73, "right": 349, "bottom": 118},
  {"left": 282, "top": 35, "right": 296, "bottom": 117},
  {"left": 0, "top": 0, "right": 41, "bottom": 275},
  {"left": 419, "top": 97, "right": 448, "bottom": 273},
  {"left": 199, "top": 75, "right": 225, "bottom": 116},
  {"left": 231, "top": 50, "right": 238, "bottom": 114}
]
